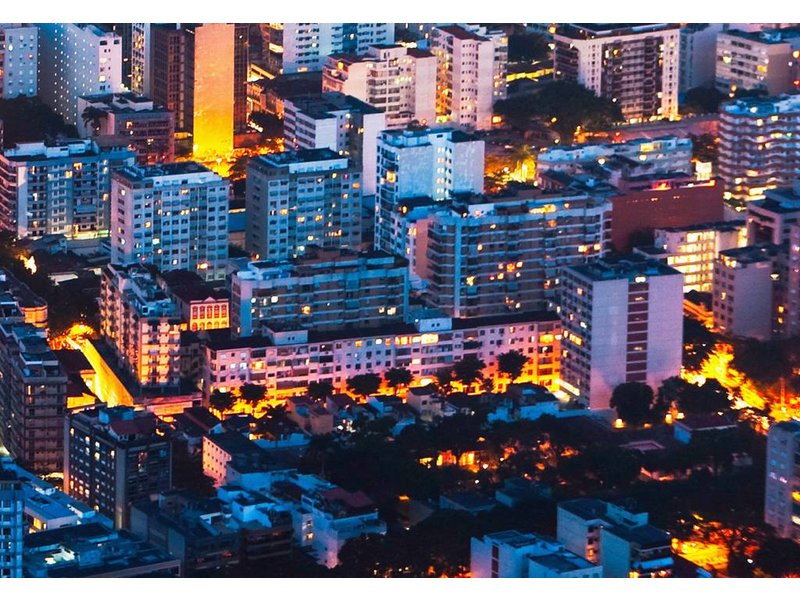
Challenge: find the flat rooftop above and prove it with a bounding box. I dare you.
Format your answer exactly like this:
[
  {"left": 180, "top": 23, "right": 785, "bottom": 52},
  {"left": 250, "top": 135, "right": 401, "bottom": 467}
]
[{"left": 565, "top": 254, "right": 682, "bottom": 282}]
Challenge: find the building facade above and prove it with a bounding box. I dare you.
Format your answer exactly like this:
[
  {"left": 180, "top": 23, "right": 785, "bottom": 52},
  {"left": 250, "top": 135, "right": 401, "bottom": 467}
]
[
  {"left": 553, "top": 23, "right": 680, "bottom": 123},
  {"left": 245, "top": 149, "right": 362, "bottom": 261},
  {"left": 0, "top": 463, "right": 24, "bottom": 578},
  {"left": 0, "top": 24, "right": 37, "bottom": 99},
  {"left": 679, "top": 23, "right": 724, "bottom": 93},
  {"left": 765, "top": 420, "right": 800, "bottom": 541},
  {"left": 715, "top": 28, "right": 800, "bottom": 96},
  {"left": 110, "top": 162, "right": 230, "bottom": 280},
  {"left": 559, "top": 255, "right": 684, "bottom": 411},
  {"left": 0, "top": 140, "right": 135, "bottom": 241}
]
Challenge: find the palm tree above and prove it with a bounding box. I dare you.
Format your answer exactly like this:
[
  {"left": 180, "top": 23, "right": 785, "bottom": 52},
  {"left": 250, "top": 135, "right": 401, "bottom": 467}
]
[{"left": 81, "top": 105, "right": 108, "bottom": 136}]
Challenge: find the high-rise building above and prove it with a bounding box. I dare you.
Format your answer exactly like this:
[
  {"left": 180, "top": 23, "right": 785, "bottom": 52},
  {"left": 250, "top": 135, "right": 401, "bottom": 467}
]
[
  {"left": 375, "top": 126, "right": 484, "bottom": 252},
  {"left": 0, "top": 140, "right": 135, "bottom": 241},
  {"left": 77, "top": 92, "right": 175, "bottom": 165},
  {"left": 430, "top": 24, "right": 508, "bottom": 131},
  {"left": 130, "top": 23, "right": 150, "bottom": 96},
  {"left": 679, "top": 23, "right": 724, "bottom": 93},
  {"left": 719, "top": 95, "right": 800, "bottom": 202},
  {"left": 559, "top": 255, "right": 683, "bottom": 411},
  {"left": 0, "top": 464, "right": 24, "bottom": 578},
  {"left": 231, "top": 246, "right": 409, "bottom": 337},
  {"left": 262, "top": 23, "right": 394, "bottom": 76},
  {"left": 245, "top": 149, "right": 362, "bottom": 261},
  {"left": 0, "top": 320, "right": 67, "bottom": 474},
  {"left": 417, "top": 190, "right": 610, "bottom": 318},
  {"left": 471, "top": 530, "right": 602, "bottom": 578},
  {"left": 712, "top": 243, "right": 787, "bottom": 341},
  {"left": 100, "top": 263, "right": 183, "bottom": 390},
  {"left": 715, "top": 28, "right": 800, "bottom": 96},
  {"left": 788, "top": 224, "right": 800, "bottom": 337},
  {"left": 0, "top": 24, "right": 38, "bottom": 99},
  {"left": 765, "top": 420, "right": 800, "bottom": 541},
  {"left": 322, "top": 45, "right": 437, "bottom": 130},
  {"left": 37, "top": 24, "right": 122, "bottom": 125},
  {"left": 553, "top": 23, "right": 680, "bottom": 123},
  {"left": 64, "top": 405, "right": 172, "bottom": 530},
  {"left": 634, "top": 221, "right": 748, "bottom": 293},
  {"left": 283, "top": 92, "right": 386, "bottom": 196},
  {"left": 149, "top": 23, "right": 248, "bottom": 156},
  {"left": 746, "top": 183, "right": 800, "bottom": 245},
  {"left": 110, "top": 162, "right": 230, "bottom": 280}
]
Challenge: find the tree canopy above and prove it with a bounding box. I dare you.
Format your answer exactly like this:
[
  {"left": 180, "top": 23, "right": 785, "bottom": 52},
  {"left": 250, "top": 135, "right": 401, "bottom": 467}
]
[
  {"left": 0, "top": 97, "right": 78, "bottom": 147},
  {"left": 307, "top": 381, "right": 334, "bottom": 401},
  {"left": 497, "top": 350, "right": 528, "bottom": 383},
  {"left": 508, "top": 33, "right": 550, "bottom": 63},
  {"left": 346, "top": 373, "right": 382, "bottom": 399},
  {"left": 384, "top": 367, "right": 414, "bottom": 393},
  {"left": 610, "top": 382, "right": 655, "bottom": 427},
  {"left": 453, "top": 356, "right": 487, "bottom": 389}
]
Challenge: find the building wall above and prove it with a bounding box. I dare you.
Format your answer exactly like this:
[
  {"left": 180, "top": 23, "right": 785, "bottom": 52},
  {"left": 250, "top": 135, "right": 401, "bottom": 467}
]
[
  {"left": 0, "top": 473, "right": 23, "bottom": 578},
  {"left": 712, "top": 254, "right": 776, "bottom": 340},
  {"left": 715, "top": 31, "right": 800, "bottom": 95},
  {"left": 0, "top": 25, "right": 38, "bottom": 99},
  {"left": 679, "top": 24, "right": 724, "bottom": 92},
  {"left": 765, "top": 423, "right": 800, "bottom": 540},
  {"left": 193, "top": 23, "right": 235, "bottom": 157}
]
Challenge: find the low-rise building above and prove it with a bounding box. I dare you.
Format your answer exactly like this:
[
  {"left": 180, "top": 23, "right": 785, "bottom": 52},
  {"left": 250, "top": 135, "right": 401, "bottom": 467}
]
[{"left": 471, "top": 530, "right": 602, "bottom": 578}]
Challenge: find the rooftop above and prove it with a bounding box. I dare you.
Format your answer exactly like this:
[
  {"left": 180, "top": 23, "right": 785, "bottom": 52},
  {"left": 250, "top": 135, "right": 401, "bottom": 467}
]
[
  {"left": 287, "top": 91, "right": 383, "bottom": 118},
  {"left": 565, "top": 254, "right": 682, "bottom": 282}
]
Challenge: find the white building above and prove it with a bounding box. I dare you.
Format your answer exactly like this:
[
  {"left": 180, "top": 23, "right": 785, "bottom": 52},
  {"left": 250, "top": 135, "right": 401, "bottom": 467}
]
[
  {"left": 245, "top": 149, "right": 362, "bottom": 261},
  {"left": 430, "top": 24, "right": 507, "bottom": 131},
  {"left": 715, "top": 28, "right": 800, "bottom": 96},
  {"left": 0, "top": 139, "right": 135, "bottom": 241},
  {"left": 283, "top": 92, "right": 386, "bottom": 196},
  {"left": 322, "top": 45, "right": 437, "bottom": 130},
  {"left": 636, "top": 221, "right": 748, "bottom": 293},
  {"left": 712, "top": 243, "right": 786, "bottom": 341},
  {"left": 471, "top": 530, "right": 602, "bottom": 578},
  {"left": 553, "top": 23, "right": 680, "bottom": 123},
  {"left": 375, "top": 126, "right": 484, "bottom": 253},
  {"left": 0, "top": 24, "right": 37, "bottom": 99},
  {"left": 765, "top": 420, "right": 800, "bottom": 541},
  {"left": 37, "top": 23, "right": 122, "bottom": 125},
  {"left": 679, "top": 23, "right": 724, "bottom": 93},
  {"left": 557, "top": 499, "right": 673, "bottom": 578},
  {"left": 746, "top": 183, "right": 800, "bottom": 245},
  {"left": 0, "top": 464, "right": 23, "bottom": 578},
  {"left": 263, "top": 23, "right": 394, "bottom": 76},
  {"left": 130, "top": 23, "right": 150, "bottom": 96},
  {"left": 559, "top": 255, "right": 684, "bottom": 411},
  {"left": 110, "top": 163, "right": 230, "bottom": 281}
]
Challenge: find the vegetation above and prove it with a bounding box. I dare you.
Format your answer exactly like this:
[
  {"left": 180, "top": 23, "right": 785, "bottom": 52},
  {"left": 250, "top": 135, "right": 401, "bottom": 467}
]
[
  {"left": 346, "top": 373, "right": 382, "bottom": 399},
  {"left": 239, "top": 383, "right": 266, "bottom": 405},
  {"left": 610, "top": 382, "right": 659, "bottom": 427},
  {"left": 384, "top": 367, "right": 414, "bottom": 394},
  {"left": 496, "top": 350, "right": 528, "bottom": 383},
  {"left": 209, "top": 389, "right": 235, "bottom": 413},
  {"left": 0, "top": 97, "right": 78, "bottom": 147},
  {"left": 307, "top": 381, "right": 334, "bottom": 401},
  {"left": 507, "top": 33, "right": 550, "bottom": 63},
  {"left": 452, "top": 356, "right": 487, "bottom": 390}
]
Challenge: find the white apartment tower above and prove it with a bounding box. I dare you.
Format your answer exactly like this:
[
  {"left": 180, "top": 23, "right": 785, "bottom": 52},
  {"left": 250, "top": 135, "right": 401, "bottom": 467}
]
[
  {"left": 765, "top": 420, "right": 800, "bottom": 541},
  {"left": 37, "top": 23, "right": 123, "bottom": 125},
  {"left": 554, "top": 23, "right": 680, "bottom": 123},
  {"left": 559, "top": 255, "right": 684, "bottom": 411},
  {"left": 245, "top": 149, "right": 363, "bottom": 261},
  {"left": 283, "top": 92, "right": 386, "bottom": 196},
  {"left": 715, "top": 28, "right": 800, "bottom": 96},
  {"left": 110, "top": 163, "right": 230, "bottom": 281},
  {"left": 375, "top": 126, "right": 484, "bottom": 253},
  {"left": 0, "top": 24, "right": 38, "bottom": 99},
  {"left": 679, "top": 23, "right": 724, "bottom": 92},
  {"left": 263, "top": 23, "right": 395, "bottom": 76},
  {"left": 322, "top": 45, "right": 437, "bottom": 130},
  {"left": 430, "top": 24, "right": 508, "bottom": 131}
]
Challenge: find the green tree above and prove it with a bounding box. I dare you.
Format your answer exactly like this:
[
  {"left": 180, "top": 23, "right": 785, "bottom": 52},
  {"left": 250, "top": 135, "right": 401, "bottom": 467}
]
[
  {"left": 209, "top": 389, "right": 235, "bottom": 413},
  {"left": 680, "top": 86, "right": 726, "bottom": 115},
  {"left": 753, "top": 536, "right": 800, "bottom": 577},
  {"left": 610, "top": 382, "right": 655, "bottom": 427},
  {"left": 239, "top": 383, "right": 266, "bottom": 405},
  {"left": 346, "top": 373, "right": 382, "bottom": 400},
  {"left": 453, "top": 356, "right": 487, "bottom": 391},
  {"left": 497, "top": 350, "right": 528, "bottom": 383},
  {"left": 384, "top": 367, "right": 414, "bottom": 394},
  {"left": 307, "top": 380, "right": 334, "bottom": 401},
  {"left": 80, "top": 105, "right": 107, "bottom": 135},
  {"left": 434, "top": 366, "right": 455, "bottom": 394}
]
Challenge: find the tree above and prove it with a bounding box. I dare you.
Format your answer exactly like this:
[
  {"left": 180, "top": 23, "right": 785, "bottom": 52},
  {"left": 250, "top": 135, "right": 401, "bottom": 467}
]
[
  {"left": 610, "top": 382, "right": 654, "bottom": 427},
  {"left": 384, "top": 367, "right": 414, "bottom": 395},
  {"left": 81, "top": 105, "right": 108, "bottom": 135},
  {"left": 508, "top": 33, "right": 550, "bottom": 63},
  {"left": 434, "top": 366, "right": 455, "bottom": 394},
  {"left": 209, "top": 389, "right": 235, "bottom": 413},
  {"left": 753, "top": 536, "right": 800, "bottom": 577},
  {"left": 346, "top": 373, "right": 382, "bottom": 400},
  {"left": 677, "top": 380, "right": 731, "bottom": 415},
  {"left": 453, "top": 356, "right": 487, "bottom": 391},
  {"left": 497, "top": 350, "right": 528, "bottom": 383},
  {"left": 307, "top": 381, "right": 334, "bottom": 401},
  {"left": 680, "top": 86, "right": 726, "bottom": 115},
  {"left": 239, "top": 383, "right": 266, "bottom": 406}
]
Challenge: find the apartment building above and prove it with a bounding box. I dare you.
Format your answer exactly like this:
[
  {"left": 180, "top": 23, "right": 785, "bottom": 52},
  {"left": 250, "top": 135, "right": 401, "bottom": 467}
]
[
  {"left": 231, "top": 247, "right": 409, "bottom": 337},
  {"left": 110, "top": 162, "right": 230, "bottom": 281},
  {"left": 262, "top": 23, "right": 394, "bottom": 76},
  {"left": 158, "top": 270, "right": 230, "bottom": 332},
  {"left": 430, "top": 24, "right": 508, "bottom": 131},
  {"left": 718, "top": 94, "right": 800, "bottom": 202},
  {"left": 679, "top": 23, "right": 724, "bottom": 92},
  {"left": 712, "top": 243, "right": 787, "bottom": 340},
  {"left": 100, "top": 263, "right": 183, "bottom": 390},
  {"left": 0, "top": 466, "right": 23, "bottom": 578},
  {"left": 746, "top": 183, "right": 800, "bottom": 245},
  {"left": 245, "top": 149, "right": 362, "bottom": 261},
  {"left": 283, "top": 92, "right": 386, "bottom": 195},
  {"left": 0, "top": 24, "right": 37, "bottom": 99},
  {"left": 559, "top": 255, "right": 684, "bottom": 411},
  {"left": 76, "top": 92, "right": 175, "bottom": 165},
  {"left": 64, "top": 406, "right": 172, "bottom": 530},
  {"left": 715, "top": 28, "right": 800, "bottom": 96},
  {"left": 471, "top": 530, "right": 602, "bottom": 578},
  {"left": 322, "top": 45, "right": 437, "bottom": 130},
  {"left": 765, "top": 420, "right": 800, "bottom": 541},
  {"left": 553, "top": 23, "right": 680, "bottom": 123},
  {"left": 0, "top": 139, "right": 135, "bottom": 241}
]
